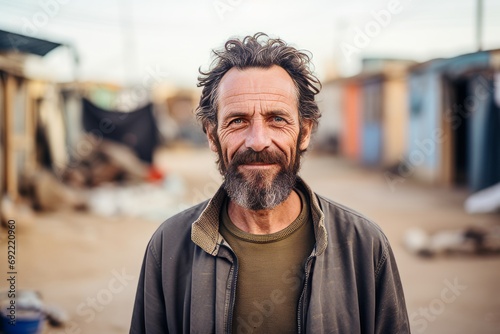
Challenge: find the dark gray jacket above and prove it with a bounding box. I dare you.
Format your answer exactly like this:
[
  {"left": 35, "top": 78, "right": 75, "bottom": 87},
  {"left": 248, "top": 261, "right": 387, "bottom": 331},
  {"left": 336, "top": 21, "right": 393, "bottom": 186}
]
[{"left": 130, "top": 179, "right": 410, "bottom": 333}]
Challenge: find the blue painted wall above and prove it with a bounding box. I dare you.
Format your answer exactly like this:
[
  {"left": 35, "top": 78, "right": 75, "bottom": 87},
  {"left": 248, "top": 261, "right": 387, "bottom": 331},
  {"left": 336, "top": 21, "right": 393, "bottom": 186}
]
[
  {"left": 407, "top": 60, "right": 444, "bottom": 181},
  {"left": 361, "top": 77, "right": 383, "bottom": 166},
  {"left": 407, "top": 51, "right": 494, "bottom": 186}
]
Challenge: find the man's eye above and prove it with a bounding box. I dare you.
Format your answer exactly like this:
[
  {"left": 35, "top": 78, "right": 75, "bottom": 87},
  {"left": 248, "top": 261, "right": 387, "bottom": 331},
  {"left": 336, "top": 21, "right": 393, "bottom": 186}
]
[
  {"left": 230, "top": 118, "right": 243, "bottom": 125},
  {"left": 272, "top": 116, "right": 286, "bottom": 123}
]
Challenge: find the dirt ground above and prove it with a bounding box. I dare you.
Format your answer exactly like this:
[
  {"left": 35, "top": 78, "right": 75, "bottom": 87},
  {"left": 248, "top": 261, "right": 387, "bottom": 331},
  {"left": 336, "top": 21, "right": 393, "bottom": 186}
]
[{"left": 1, "top": 147, "right": 499, "bottom": 334}]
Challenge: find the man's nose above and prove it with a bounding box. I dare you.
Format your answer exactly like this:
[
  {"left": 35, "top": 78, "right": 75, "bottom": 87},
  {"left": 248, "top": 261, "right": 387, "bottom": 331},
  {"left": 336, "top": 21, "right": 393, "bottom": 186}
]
[{"left": 245, "top": 121, "right": 271, "bottom": 152}]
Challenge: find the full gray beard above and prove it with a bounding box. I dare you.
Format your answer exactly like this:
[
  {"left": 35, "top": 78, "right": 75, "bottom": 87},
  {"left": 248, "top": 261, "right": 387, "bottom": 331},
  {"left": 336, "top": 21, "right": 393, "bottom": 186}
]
[{"left": 223, "top": 166, "right": 297, "bottom": 211}]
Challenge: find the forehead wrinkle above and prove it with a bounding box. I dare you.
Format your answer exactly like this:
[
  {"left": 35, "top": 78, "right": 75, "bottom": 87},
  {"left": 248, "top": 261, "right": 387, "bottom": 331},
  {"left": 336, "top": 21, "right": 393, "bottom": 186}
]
[
  {"left": 220, "top": 98, "right": 295, "bottom": 114},
  {"left": 219, "top": 90, "right": 295, "bottom": 106},
  {"left": 221, "top": 95, "right": 293, "bottom": 107},
  {"left": 217, "top": 92, "right": 297, "bottom": 120},
  {"left": 218, "top": 79, "right": 297, "bottom": 99},
  {"left": 219, "top": 84, "right": 295, "bottom": 97}
]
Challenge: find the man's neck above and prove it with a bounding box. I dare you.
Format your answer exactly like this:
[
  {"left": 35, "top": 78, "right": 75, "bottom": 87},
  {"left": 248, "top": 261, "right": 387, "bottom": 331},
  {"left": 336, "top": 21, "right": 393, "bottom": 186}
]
[{"left": 227, "top": 190, "right": 302, "bottom": 234}]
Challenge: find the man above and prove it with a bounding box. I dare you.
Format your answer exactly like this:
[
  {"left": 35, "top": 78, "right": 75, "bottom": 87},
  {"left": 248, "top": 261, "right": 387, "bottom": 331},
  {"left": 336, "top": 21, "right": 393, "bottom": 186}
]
[{"left": 130, "top": 33, "right": 410, "bottom": 334}]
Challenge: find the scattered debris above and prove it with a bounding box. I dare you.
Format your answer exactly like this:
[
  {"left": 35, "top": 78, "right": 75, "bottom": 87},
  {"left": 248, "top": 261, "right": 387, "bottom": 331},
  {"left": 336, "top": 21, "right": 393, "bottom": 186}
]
[
  {"left": 0, "top": 196, "right": 35, "bottom": 229},
  {"left": 14, "top": 135, "right": 188, "bottom": 220},
  {"left": 465, "top": 183, "right": 500, "bottom": 214},
  {"left": 0, "top": 290, "right": 68, "bottom": 334},
  {"left": 29, "top": 169, "right": 87, "bottom": 212},
  {"left": 404, "top": 226, "right": 500, "bottom": 257},
  {"left": 61, "top": 136, "right": 150, "bottom": 188},
  {"left": 86, "top": 173, "right": 185, "bottom": 221}
]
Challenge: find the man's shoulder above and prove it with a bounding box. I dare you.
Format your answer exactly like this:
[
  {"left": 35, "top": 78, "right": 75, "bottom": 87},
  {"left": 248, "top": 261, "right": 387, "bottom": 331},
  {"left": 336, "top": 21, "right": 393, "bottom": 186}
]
[
  {"left": 148, "top": 199, "right": 211, "bottom": 249},
  {"left": 314, "top": 193, "right": 393, "bottom": 275},
  {"left": 315, "top": 193, "right": 388, "bottom": 244},
  {"left": 157, "top": 200, "right": 209, "bottom": 233}
]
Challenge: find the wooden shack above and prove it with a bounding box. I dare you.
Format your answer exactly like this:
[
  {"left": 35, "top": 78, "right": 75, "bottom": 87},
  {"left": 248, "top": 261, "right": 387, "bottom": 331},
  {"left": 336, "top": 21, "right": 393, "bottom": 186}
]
[{"left": 0, "top": 29, "right": 66, "bottom": 202}]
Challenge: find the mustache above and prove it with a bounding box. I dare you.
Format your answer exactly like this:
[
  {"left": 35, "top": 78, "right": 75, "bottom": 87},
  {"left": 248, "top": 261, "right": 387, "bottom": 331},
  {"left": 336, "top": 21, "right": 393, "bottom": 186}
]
[{"left": 230, "top": 149, "right": 286, "bottom": 166}]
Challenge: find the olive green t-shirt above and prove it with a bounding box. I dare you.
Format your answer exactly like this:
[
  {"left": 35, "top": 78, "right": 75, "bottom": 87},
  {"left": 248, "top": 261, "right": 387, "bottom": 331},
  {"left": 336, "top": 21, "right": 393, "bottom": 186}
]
[{"left": 220, "top": 188, "right": 315, "bottom": 334}]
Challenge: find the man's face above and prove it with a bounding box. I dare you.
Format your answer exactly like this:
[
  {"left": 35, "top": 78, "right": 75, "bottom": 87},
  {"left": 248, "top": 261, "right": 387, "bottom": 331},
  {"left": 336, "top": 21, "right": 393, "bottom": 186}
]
[{"left": 207, "top": 66, "right": 313, "bottom": 210}]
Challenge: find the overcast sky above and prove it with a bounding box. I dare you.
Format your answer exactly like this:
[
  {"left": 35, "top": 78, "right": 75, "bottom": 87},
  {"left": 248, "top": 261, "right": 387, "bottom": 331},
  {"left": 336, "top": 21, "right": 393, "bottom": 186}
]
[{"left": 0, "top": 0, "right": 499, "bottom": 87}]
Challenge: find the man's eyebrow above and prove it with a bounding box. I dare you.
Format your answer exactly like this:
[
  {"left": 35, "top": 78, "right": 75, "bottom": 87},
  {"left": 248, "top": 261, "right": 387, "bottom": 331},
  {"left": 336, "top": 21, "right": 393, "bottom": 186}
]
[
  {"left": 260, "top": 109, "right": 291, "bottom": 117},
  {"left": 220, "top": 109, "right": 292, "bottom": 121},
  {"left": 220, "top": 111, "right": 251, "bottom": 121},
  {"left": 221, "top": 110, "right": 251, "bottom": 120}
]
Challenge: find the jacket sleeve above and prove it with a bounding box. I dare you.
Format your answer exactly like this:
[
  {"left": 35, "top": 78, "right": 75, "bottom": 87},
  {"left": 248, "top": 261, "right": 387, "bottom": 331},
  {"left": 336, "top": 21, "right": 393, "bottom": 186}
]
[
  {"left": 374, "top": 241, "right": 411, "bottom": 334},
  {"left": 130, "top": 240, "right": 168, "bottom": 334}
]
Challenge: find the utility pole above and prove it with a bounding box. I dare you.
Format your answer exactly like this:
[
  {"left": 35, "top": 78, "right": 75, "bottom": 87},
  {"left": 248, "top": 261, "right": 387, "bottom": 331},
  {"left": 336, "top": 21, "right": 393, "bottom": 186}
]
[
  {"left": 476, "top": 0, "right": 483, "bottom": 51},
  {"left": 119, "top": 0, "right": 139, "bottom": 86}
]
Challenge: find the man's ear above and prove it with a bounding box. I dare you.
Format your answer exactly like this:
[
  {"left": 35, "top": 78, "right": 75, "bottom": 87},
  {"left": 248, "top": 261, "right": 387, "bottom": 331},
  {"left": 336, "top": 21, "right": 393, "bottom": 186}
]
[
  {"left": 299, "top": 120, "right": 313, "bottom": 151},
  {"left": 206, "top": 125, "right": 218, "bottom": 153}
]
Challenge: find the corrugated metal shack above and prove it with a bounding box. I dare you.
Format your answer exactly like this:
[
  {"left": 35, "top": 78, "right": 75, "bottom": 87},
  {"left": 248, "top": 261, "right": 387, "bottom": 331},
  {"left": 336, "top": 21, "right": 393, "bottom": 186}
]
[{"left": 407, "top": 50, "right": 500, "bottom": 191}]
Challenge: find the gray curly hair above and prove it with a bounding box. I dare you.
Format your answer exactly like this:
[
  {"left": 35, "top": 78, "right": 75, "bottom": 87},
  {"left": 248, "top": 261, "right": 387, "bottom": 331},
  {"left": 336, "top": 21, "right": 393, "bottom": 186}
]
[{"left": 195, "top": 32, "right": 321, "bottom": 134}]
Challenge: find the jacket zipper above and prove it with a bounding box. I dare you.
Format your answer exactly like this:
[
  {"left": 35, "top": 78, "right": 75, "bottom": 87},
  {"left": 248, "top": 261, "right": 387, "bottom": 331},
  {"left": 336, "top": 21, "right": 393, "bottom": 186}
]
[
  {"left": 226, "top": 255, "right": 238, "bottom": 334},
  {"left": 297, "top": 255, "right": 314, "bottom": 334}
]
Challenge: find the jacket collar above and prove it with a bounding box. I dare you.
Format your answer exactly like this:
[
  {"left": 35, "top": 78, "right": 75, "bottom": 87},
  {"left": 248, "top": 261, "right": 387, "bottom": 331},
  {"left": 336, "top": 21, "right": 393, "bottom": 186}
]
[{"left": 191, "top": 177, "right": 327, "bottom": 256}]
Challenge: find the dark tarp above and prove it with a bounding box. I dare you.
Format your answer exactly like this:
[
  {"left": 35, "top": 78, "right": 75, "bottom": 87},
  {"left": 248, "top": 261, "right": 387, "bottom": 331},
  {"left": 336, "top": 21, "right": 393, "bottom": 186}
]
[
  {"left": 0, "top": 29, "right": 62, "bottom": 56},
  {"left": 82, "top": 99, "right": 158, "bottom": 163}
]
